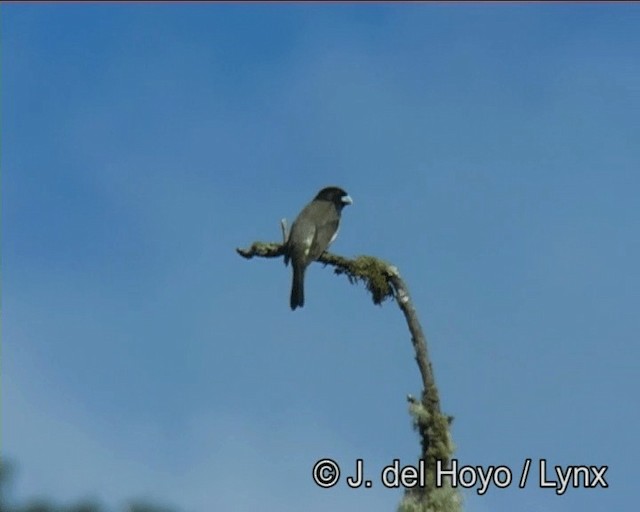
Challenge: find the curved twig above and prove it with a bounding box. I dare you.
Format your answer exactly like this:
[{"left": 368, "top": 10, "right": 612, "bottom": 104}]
[{"left": 236, "top": 240, "right": 460, "bottom": 511}]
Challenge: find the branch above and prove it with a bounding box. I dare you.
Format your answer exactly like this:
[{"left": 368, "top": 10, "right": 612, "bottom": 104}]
[
  {"left": 236, "top": 240, "right": 460, "bottom": 511},
  {"left": 236, "top": 241, "right": 286, "bottom": 259}
]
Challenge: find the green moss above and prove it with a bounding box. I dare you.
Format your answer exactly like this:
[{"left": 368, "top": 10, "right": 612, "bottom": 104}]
[
  {"left": 331, "top": 255, "right": 395, "bottom": 305},
  {"left": 397, "top": 484, "right": 463, "bottom": 512}
]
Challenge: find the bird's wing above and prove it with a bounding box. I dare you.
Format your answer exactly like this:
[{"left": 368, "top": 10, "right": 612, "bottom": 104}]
[
  {"left": 309, "top": 217, "right": 339, "bottom": 260},
  {"left": 288, "top": 216, "right": 317, "bottom": 263}
]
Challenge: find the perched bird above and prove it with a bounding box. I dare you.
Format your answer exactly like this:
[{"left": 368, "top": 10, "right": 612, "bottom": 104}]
[{"left": 284, "top": 186, "right": 353, "bottom": 310}]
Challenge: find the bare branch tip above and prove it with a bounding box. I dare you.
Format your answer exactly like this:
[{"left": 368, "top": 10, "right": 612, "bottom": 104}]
[{"left": 280, "top": 218, "right": 289, "bottom": 244}]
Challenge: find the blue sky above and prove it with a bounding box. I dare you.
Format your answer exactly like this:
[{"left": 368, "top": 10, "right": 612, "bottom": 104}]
[{"left": 3, "top": 4, "right": 639, "bottom": 511}]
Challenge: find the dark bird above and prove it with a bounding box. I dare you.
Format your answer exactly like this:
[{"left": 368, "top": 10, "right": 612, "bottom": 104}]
[{"left": 284, "top": 186, "right": 353, "bottom": 310}]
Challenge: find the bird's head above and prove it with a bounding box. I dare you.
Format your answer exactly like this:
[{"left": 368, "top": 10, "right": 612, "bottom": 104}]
[{"left": 314, "top": 186, "right": 353, "bottom": 211}]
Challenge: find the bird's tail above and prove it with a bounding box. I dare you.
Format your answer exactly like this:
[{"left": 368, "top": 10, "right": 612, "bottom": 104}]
[{"left": 290, "top": 265, "right": 305, "bottom": 310}]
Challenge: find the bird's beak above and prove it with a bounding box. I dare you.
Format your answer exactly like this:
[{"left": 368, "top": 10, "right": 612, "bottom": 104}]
[{"left": 342, "top": 195, "right": 353, "bottom": 205}]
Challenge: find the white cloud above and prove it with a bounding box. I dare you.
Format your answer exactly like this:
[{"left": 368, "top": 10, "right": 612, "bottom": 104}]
[{"left": 4, "top": 366, "right": 401, "bottom": 511}]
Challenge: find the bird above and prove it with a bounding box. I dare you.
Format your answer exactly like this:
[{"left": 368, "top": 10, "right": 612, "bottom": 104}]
[{"left": 284, "top": 186, "right": 353, "bottom": 310}]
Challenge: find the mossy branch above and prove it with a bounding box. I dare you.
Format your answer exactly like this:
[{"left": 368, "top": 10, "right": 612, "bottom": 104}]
[{"left": 236, "top": 239, "right": 461, "bottom": 511}]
